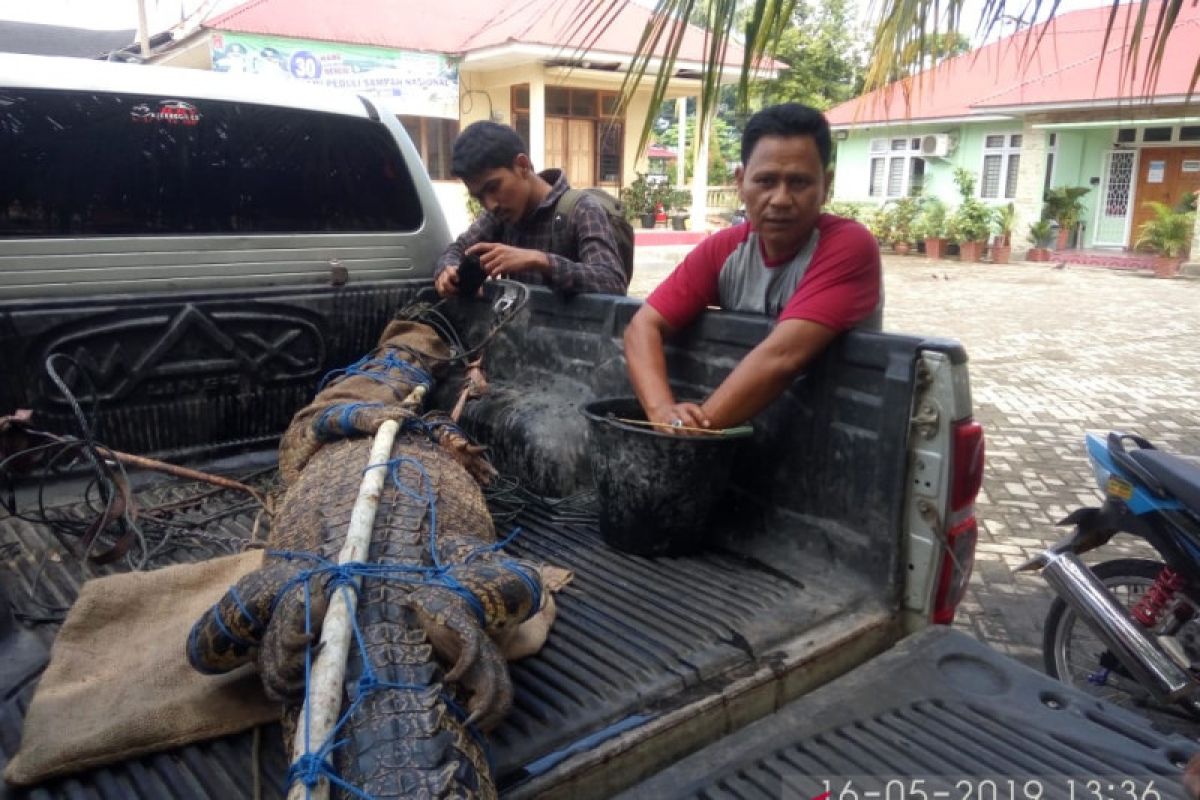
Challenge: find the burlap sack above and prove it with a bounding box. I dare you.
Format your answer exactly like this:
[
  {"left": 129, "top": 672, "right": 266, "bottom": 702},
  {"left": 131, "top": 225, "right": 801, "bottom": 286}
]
[{"left": 3, "top": 550, "right": 277, "bottom": 786}]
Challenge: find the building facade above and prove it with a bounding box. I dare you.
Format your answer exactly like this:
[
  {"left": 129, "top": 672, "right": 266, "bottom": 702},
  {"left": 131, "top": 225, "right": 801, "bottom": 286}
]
[
  {"left": 151, "top": 0, "right": 772, "bottom": 234},
  {"left": 826, "top": 4, "right": 1200, "bottom": 264}
]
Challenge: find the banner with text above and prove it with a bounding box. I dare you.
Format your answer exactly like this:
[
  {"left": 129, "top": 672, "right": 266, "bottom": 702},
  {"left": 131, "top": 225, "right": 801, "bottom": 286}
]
[{"left": 210, "top": 31, "right": 459, "bottom": 119}]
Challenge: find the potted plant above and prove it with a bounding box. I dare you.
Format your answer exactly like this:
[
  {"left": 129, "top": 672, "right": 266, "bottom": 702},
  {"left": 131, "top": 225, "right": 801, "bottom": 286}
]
[
  {"left": 620, "top": 173, "right": 657, "bottom": 229},
  {"left": 1043, "top": 186, "right": 1090, "bottom": 250},
  {"left": 946, "top": 168, "right": 992, "bottom": 261},
  {"left": 666, "top": 189, "right": 691, "bottom": 230},
  {"left": 991, "top": 202, "right": 1016, "bottom": 264},
  {"left": 1134, "top": 200, "right": 1196, "bottom": 278},
  {"left": 887, "top": 197, "right": 920, "bottom": 254},
  {"left": 1026, "top": 219, "right": 1054, "bottom": 262},
  {"left": 866, "top": 205, "right": 892, "bottom": 248},
  {"left": 916, "top": 197, "right": 949, "bottom": 259}
]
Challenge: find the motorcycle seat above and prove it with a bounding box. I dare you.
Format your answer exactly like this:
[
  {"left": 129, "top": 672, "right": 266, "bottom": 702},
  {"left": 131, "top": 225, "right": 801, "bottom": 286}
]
[{"left": 1129, "top": 449, "right": 1200, "bottom": 514}]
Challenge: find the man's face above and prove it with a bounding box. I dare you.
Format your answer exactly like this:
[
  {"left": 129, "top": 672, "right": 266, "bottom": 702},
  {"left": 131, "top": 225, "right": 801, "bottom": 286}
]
[
  {"left": 464, "top": 157, "right": 533, "bottom": 224},
  {"left": 736, "top": 134, "right": 831, "bottom": 259}
]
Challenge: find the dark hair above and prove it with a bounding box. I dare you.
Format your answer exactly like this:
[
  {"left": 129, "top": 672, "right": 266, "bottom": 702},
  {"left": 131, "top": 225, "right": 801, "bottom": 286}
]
[
  {"left": 451, "top": 121, "right": 529, "bottom": 179},
  {"left": 740, "top": 103, "right": 832, "bottom": 169}
]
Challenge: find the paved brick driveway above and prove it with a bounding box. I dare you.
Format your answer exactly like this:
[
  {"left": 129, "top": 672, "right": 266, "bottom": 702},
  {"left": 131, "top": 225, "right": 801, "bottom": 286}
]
[{"left": 633, "top": 247, "right": 1200, "bottom": 725}]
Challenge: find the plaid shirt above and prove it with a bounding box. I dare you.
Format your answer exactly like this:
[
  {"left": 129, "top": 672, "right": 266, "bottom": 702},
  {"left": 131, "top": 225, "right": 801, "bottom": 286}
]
[{"left": 434, "top": 169, "right": 627, "bottom": 296}]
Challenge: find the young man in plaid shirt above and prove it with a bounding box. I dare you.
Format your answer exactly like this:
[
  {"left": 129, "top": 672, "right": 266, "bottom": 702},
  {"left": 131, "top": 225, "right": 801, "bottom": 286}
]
[{"left": 434, "top": 121, "right": 628, "bottom": 298}]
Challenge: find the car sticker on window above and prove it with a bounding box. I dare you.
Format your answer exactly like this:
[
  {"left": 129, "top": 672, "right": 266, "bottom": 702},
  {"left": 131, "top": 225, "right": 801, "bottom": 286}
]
[{"left": 130, "top": 100, "right": 201, "bottom": 126}]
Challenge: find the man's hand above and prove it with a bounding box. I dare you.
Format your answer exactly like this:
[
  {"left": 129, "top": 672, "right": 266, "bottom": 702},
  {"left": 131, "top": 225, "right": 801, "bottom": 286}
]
[
  {"left": 647, "top": 401, "right": 710, "bottom": 435},
  {"left": 467, "top": 242, "right": 550, "bottom": 277},
  {"left": 1184, "top": 752, "right": 1200, "bottom": 799},
  {"left": 435, "top": 265, "right": 460, "bottom": 298}
]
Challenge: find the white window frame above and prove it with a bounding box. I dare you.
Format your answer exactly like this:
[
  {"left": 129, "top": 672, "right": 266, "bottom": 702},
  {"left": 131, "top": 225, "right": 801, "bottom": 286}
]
[
  {"left": 1043, "top": 132, "right": 1057, "bottom": 198},
  {"left": 868, "top": 137, "right": 922, "bottom": 199},
  {"left": 1114, "top": 125, "right": 1200, "bottom": 146},
  {"left": 979, "top": 132, "right": 1022, "bottom": 200}
]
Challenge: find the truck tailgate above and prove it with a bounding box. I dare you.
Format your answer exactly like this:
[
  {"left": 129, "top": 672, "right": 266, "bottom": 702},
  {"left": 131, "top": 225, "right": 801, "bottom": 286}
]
[{"left": 618, "top": 626, "right": 1199, "bottom": 799}]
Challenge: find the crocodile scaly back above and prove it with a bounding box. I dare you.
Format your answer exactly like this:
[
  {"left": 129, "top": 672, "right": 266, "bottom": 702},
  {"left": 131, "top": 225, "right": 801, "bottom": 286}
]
[{"left": 188, "top": 321, "right": 543, "bottom": 799}]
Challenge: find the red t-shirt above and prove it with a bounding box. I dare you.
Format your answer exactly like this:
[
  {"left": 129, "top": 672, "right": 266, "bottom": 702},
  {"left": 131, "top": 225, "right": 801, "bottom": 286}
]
[{"left": 646, "top": 214, "right": 881, "bottom": 331}]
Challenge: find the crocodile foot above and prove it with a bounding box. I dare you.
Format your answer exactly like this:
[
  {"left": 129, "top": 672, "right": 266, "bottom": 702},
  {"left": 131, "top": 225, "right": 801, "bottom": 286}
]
[
  {"left": 259, "top": 572, "right": 332, "bottom": 702},
  {"left": 428, "top": 415, "right": 497, "bottom": 486},
  {"left": 407, "top": 585, "right": 512, "bottom": 731}
]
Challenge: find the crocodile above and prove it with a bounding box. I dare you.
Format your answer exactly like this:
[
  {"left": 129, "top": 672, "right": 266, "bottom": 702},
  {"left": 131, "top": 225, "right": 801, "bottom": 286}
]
[{"left": 185, "top": 319, "right": 544, "bottom": 799}]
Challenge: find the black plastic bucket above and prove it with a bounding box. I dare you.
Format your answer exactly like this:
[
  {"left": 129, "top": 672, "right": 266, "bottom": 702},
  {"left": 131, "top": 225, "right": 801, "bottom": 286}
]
[{"left": 581, "top": 397, "right": 747, "bottom": 556}]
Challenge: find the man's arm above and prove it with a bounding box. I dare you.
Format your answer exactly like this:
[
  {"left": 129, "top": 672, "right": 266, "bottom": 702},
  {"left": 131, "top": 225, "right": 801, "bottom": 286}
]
[
  {"left": 699, "top": 318, "right": 838, "bottom": 429},
  {"left": 626, "top": 307, "right": 837, "bottom": 432},
  {"left": 624, "top": 304, "right": 710, "bottom": 429}
]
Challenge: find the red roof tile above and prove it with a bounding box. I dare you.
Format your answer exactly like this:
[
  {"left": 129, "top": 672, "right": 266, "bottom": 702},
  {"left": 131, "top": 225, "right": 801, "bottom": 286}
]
[
  {"left": 204, "top": 0, "right": 767, "bottom": 68},
  {"left": 826, "top": 2, "right": 1200, "bottom": 126}
]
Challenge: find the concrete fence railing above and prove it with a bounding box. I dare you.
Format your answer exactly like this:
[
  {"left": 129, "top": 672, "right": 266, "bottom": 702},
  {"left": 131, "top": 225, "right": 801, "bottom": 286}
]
[{"left": 705, "top": 185, "right": 739, "bottom": 211}]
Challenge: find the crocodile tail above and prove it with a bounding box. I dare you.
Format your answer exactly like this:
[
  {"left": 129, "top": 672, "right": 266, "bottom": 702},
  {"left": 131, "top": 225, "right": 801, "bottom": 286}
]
[{"left": 328, "top": 598, "right": 495, "bottom": 799}]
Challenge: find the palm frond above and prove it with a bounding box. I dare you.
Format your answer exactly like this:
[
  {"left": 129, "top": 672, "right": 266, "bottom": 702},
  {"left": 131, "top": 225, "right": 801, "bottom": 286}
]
[{"left": 572, "top": 0, "right": 1194, "bottom": 165}]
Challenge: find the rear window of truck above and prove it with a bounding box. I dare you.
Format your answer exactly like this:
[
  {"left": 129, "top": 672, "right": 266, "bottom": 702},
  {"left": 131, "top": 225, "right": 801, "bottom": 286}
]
[{"left": 0, "top": 88, "right": 424, "bottom": 236}]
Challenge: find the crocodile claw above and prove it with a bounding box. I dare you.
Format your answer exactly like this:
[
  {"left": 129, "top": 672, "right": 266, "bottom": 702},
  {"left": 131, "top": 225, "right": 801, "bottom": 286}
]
[
  {"left": 259, "top": 575, "right": 330, "bottom": 702},
  {"left": 408, "top": 586, "right": 513, "bottom": 731}
]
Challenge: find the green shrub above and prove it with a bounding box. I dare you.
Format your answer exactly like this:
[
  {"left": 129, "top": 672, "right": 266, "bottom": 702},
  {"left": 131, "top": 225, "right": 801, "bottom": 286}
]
[
  {"left": 915, "top": 197, "right": 948, "bottom": 240},
  {"left": 946, "top": 168, "right": 993, "bottom": 243},
  {"left": 1027, "top": 219, "right": 1053, "bottom": 248},
  {"left": 1135, "top": 201, "right": 1196, "bottom": 258},
  {"left": 620, "top": 173, "right": 654, "bottom": 218},
  {"left": 826, "top": 201, "right": 873, "bottom": 222}
]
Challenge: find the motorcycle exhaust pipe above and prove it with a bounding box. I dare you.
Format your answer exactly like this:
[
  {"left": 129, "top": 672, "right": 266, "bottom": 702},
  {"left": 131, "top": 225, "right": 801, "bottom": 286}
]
[{"left": 1041, "top": 550, "right": 1194, "bottom": 702}]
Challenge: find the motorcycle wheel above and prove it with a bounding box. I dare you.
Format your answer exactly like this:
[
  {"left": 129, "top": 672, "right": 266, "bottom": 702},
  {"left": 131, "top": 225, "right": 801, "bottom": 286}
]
[{"left": 1043, "top": 557, "right": 1199, "bottom": 716}]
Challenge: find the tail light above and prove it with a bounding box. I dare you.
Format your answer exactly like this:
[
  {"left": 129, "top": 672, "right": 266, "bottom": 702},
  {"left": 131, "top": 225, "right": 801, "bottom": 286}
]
[{"left": 932, "top": 419, "right": 984, "bottom": 624}]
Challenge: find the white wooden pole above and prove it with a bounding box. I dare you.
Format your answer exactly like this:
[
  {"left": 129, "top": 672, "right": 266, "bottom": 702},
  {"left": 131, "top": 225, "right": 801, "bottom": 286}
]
[
  {"left": 675, "top": 97, "right": 687, "bottom": 189},
  {"left": 690, "top": 98, "right": 713, "bottom": 234},
  {"left": 286, "top": 418, "right": 401, "bottom": 800},
  {"left": 135, "top": 0, "right": 151, "bottom": 58}
]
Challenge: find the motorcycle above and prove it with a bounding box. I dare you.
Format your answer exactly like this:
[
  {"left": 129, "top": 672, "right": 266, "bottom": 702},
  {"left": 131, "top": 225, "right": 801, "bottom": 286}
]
[{"left": 1018, "top": 432, "right": 1200, "bottom": 717}]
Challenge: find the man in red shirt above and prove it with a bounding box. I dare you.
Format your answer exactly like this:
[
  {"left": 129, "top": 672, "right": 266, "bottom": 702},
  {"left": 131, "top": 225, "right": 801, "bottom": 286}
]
[{"left": 624, "top": 103, "right": 882, "bottom": 432}]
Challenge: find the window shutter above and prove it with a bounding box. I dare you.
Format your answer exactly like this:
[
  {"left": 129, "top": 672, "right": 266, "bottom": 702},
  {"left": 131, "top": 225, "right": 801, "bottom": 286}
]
[{"left": 981, "top": 154, "right": 1002, "bottom": 198}]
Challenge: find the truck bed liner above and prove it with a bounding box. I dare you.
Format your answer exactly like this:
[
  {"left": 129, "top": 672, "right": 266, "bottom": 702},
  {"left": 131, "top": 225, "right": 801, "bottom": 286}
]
[
  {"left": 619, "top": 627, "right": 1200, "bottom": 799},
  {"left": 1, "top": 461, "right": 881, "bottom": 798}
]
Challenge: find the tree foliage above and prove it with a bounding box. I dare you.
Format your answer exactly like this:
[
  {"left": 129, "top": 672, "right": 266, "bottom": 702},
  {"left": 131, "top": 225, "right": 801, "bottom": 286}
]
[
  {"left": 757, "top": 0, "right": 866, "bottom": 111},
  {"left": 655, "top": 111, "right": 740, "bottom": 182},
  {"left": 570, "top": 0, "right": 1198, "bottom": 162}
]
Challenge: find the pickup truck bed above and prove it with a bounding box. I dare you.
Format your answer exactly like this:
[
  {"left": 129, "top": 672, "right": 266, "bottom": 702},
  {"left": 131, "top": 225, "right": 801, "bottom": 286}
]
[{"left": 0, "top": 458, "right": 889, "bottom": 799}]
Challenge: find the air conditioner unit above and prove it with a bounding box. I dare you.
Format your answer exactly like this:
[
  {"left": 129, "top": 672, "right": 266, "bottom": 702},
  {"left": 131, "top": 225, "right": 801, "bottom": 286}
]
[{"left": 921, "top": 133, "right": 956, "bottom": 158}]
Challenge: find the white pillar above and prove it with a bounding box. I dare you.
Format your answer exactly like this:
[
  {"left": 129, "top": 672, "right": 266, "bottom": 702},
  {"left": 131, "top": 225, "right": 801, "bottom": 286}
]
[
  {"left": 690, "top": 98, "right": 712, "bottom": 232},
  {"left": 529, "top": 73, "right": 546, "bottom": 170},
  {"left": 1012, "top": 117, "right": 1049, "bottom": 257},
  {"left": 675, "top": 97, "right": 687, "bottom": 188},
  {"left": 1184, "top": 207, "right": 1200, "bottom": 275}
]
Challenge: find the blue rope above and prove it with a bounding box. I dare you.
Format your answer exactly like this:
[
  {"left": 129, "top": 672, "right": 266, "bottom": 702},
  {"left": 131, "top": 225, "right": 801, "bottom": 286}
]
[
  {"left": 502, "top": 560, "right": 543, "bottom": 623},
  {"left": 228, "top": 585, "right": 264, "bottom": 633},
  {"left": 314, "top": 402, "right": 385, "bottom": 441},
  {"left": 318, "top": 351, "right": 433, "bottom": 393},
  {"left": 273, "top": 452, "right": 531, "bottom": 799},
  {"left": 208, "top": 600, "right": 259, "bottom": 649}
]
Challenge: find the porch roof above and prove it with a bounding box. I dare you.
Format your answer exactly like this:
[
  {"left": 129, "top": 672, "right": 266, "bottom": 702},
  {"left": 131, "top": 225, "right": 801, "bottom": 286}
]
[
  {"left": 826, "top": 2, "right": 1200, "bottom": 128},
  {"left": 204, "top": 0, "right": 781, "bottom": 73}
]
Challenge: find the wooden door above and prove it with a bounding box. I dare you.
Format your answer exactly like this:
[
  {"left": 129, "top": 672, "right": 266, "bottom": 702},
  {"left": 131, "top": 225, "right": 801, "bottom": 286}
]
[
  {"left": 567, "top": 119, "right": 594, "bottom": 187},
  {"left": 545, "top": 117, "right": 566, "bottom": 172},
  {"left": 1129, "top": 147, "right": 1200, "bottom": 244}
]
